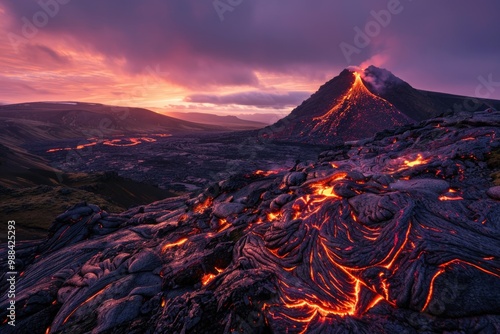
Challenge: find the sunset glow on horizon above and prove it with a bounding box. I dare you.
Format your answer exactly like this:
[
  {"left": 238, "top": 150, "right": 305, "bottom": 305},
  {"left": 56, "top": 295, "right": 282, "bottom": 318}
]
[{"left": 1, "top": 1, "right": 499, "bottom": 116}]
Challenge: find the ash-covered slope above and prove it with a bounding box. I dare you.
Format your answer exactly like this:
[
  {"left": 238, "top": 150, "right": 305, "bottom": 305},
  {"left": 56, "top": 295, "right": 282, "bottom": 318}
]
[{"left": 2, "top": 111, "right": 500, "bottom": 333}]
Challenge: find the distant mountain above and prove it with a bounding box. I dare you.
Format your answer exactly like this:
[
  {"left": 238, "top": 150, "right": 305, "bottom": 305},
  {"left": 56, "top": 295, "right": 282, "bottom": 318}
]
[
  {"left": 166, "top": 111, "right": 267, "bottom": 130},
  {"left": 265, "top": 66, "right": 500, "bottom": 144},
  {"left": 235, "top": 113, "right": 285, "bottom": 125},
  {"left": 0, "top": 102, "right": 223, "bottom": 141}
]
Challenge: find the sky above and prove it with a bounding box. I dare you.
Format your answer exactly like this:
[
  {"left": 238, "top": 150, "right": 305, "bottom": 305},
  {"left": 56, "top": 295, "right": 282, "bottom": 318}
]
[{"left": 1, "top": 0, "right": 500, "bottom": 119}]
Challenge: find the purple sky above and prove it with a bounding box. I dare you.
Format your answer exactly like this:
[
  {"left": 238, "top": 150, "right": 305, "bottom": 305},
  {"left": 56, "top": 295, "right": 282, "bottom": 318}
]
[{"left": 1, "top": 0, "right": 499, "bottom": 115}]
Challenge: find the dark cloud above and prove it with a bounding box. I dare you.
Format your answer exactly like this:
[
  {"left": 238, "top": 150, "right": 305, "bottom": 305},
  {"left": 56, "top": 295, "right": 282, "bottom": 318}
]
[
  {"left": 2, "top": 0, "right": 500, "bottom": 97},
  {"left": 185, "top": 91, "right": 311, "bottom": 108},
  {"left": 0, "top": 75, "right": 56, "bottom": 97},
  {"left": 20, "top": 44, "right": 72, "bottom": 67}
]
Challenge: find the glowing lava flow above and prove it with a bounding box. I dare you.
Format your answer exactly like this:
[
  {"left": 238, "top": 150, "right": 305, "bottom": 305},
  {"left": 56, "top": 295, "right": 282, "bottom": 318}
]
[
  {"left": 103, "top": 137, "right": 156, "bottom": 147},
  {"left": 201, "top": 273, "right": 216, "bottom": 286},
  {"left": 46, "top": 135, "right": 166, "bottom": 152},
  {"left": 46, "top": 141, "right": 97, "bottom": 153},
  {"left": 404, "top": 154, "right": 430, "bottom": 167},
  {"left": 255, "top": 169, "right": 281, "bottom": 176},
  {"left": 259, "top": 171, "right": 409, "bottom": 330},
  {"left": 439, "top": 195, "right": 464, "bottom": 201},
  {"left": 201, "top": 268, "right": 224, "bottom": 286},
  {"left": 193, "top": 197, "right": 212, "bottom": 214},
  {"left": 386, "top": 153, "right": 432, "bottom": 174},
  {"left": 311, "top": 70, "right": 408, "bottom": 140},
  {"left": 161, "top": 238, "right": 188, "bottom": 253},
  {"left": 422, "top": 259, "right": 500, "bottom": 312},
  {"left": 308, "top": 172, "right": 348, "bottom": 203}
]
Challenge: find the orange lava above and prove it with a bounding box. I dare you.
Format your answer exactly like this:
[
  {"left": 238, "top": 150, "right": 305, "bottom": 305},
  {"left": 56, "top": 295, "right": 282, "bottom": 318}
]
[
  {"left": 63, "top": 289, "right": 105, "bottom": 325},
  {"left": 255, "top": 170, "right": 280, "bottom": 176},
  {"left": 439, "top": 195, "right": 464, "bottom": 201},
  {"left": 161, "top": 238, "right": 188, "bottom": 253},
  {"left": 311, "top": 173, "right": 348, "bottom": 194},
  {"left": 47, "top": 135, "right": 162, "bottom": 152},
  {"left": 46, "top": 141, "right": 97, "bottom": 153},
  {"left": 421, "top": 268, "right": 446, "bottom": 311},
  {"left": 201, "top": 273, "right": 216, "bottom": 286},
  {"left": 103, "top": 137, "right": 156, "bottom": 147},
  {"left": 218, "top": 218, "right": 231, "bottom": 232},
  {"left": 267, "top": 212, "right": 282, "bottom": 221},
  {"left": 201, "top": 268, "right": 224, "bottom": 286},
  {"left": 422, "top": 259, "right": 500, "bottom": 312},
  {"left": 404, "top": 154, "right": 429, "bottom": 167},
  {"left": 194, "top": 198, "right": 212, "bottom": 214}
]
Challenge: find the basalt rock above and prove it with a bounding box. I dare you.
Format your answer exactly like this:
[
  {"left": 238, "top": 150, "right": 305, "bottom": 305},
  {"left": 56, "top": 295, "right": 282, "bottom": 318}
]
[{"left": 1, "top": 111, "right": 500, "bottom": 333}]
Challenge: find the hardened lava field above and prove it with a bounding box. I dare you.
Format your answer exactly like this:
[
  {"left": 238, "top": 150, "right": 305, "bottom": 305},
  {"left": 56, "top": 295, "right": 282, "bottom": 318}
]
[{"left": 1, "top": 111, "right": 500, "bottom": 334}]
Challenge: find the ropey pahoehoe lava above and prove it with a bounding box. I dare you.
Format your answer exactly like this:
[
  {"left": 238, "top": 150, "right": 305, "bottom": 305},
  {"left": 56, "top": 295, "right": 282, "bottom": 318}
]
[{"left": 1, "top": 110, "right": 500, "bottom": 333}]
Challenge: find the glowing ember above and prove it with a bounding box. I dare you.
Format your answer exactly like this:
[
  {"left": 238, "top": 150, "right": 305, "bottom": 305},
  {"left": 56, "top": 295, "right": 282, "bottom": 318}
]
[
  {"left": 201, "top": 268, "right": 223, "bottom": 286},
  {"left": 267, "top": 212, "right": 281, "bottom": 221},
  {"left": 255, "top": 169, "right": 280, "bottom": 176},
  {"left": 201, "top": 273, "right": 216, "bottom": 286},
  {"left": 439, "top": 189, "right": 463, "bottom": 201},
  {"left": 161, "top": 238, "right": 188, "bottom": 253},
  {"left": 314, "top": 186, "right": 340, "bottom": 198},
  {"left": 439, "top": 195, "right": 464, "bottom": 201},
  {"left": 309, "top": 172, "right": 348, "bottom": 200},
  {"left": 193, "top": 198, "right": 212, "bottom": 214},
  {"left": 404, "top": 154, "right": 429, "bottom": 167}
]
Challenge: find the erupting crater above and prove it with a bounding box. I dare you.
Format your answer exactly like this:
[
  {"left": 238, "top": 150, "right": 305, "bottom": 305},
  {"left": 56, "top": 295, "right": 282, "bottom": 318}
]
[{"left": 266, "top": 66, "right": 420, "bottom": 144}]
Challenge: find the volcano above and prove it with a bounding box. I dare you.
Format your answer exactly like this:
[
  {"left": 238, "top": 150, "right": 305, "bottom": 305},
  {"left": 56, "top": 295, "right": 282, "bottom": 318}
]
[{"left": 266, "top": 66, "right": 500, "bottom": 144}]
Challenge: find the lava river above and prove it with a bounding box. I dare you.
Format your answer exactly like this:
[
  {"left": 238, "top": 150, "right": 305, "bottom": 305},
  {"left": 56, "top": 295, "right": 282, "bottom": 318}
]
[{"left": 45, "top": 135, "right": 171, "bottom": 153}]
